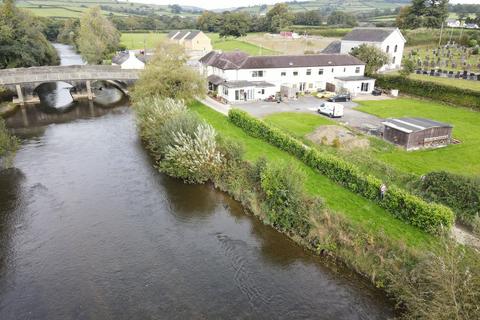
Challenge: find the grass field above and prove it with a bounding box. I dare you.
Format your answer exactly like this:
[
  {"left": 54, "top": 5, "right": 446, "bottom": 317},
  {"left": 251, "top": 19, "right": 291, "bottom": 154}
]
[
  {"left": 244, "top": 33, "right": 339, "bottom": 55},
  {"left": 407, "top": 73, "right": 480, "bottom": 92},
  {"left": 121, "top": 33, "right": 167, "bottom": 50},
  {"left": 208, "top": 34, "right": 277, "bottom": 56},
  {"left": 191, "top": 101, "right": 435, "bottom": 249},
  {"left": 263, "top": 112, "right": 335, "bottom": 136},
  {"left": 355, "top": 98, "right": 480, "bottom": 176}
]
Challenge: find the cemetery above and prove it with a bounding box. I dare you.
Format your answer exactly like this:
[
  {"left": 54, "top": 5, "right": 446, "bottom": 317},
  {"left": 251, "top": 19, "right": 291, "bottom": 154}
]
[{"left": 408, "top": 44, "right": 480, "bottom": 81}]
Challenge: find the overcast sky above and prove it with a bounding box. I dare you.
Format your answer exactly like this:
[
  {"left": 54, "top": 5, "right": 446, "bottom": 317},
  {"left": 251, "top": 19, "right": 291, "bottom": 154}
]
[{"left": 130, "top": 0, "right": 480, "bottom": 10}]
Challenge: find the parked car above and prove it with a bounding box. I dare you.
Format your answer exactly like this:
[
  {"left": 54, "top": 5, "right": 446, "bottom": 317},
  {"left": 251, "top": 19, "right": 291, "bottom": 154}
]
[
  {"left": 372, "top": 88, "right": 382, "bottom": 96},
  {"left": 328, "top": 94, "right": 351, "bottom": 102},
  {"left": 317, "top": 102, "right": 344, "bottom": 118}
]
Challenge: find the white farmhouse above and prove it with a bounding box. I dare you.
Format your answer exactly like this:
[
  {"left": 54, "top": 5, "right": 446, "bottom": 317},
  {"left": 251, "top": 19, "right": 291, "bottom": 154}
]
[
  {"left": 112, "top": 51, "right": 145, "bottom": 69},
  {"left": 200, "top": 51, "right": 376, "bottom": 104},
  {"left": 324, "top": 28, "right": 406, "bottom": 72}
]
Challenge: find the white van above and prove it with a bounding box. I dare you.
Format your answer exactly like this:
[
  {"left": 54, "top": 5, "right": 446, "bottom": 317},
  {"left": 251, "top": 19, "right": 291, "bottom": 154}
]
[{"left": 317, "top": 102, "right": 344, "bottom": 118}]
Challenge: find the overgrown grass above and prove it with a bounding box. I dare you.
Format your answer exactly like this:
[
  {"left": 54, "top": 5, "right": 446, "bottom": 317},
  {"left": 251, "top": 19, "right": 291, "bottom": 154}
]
[
  {"left": 355, "top": 98, "right": 480, "bottom": 176},
  {"left": 191, "top": 101, "right": 435, "bottom": 249},
  {"left": 406, "top": 73, "right": 480, "bottom": 92}
]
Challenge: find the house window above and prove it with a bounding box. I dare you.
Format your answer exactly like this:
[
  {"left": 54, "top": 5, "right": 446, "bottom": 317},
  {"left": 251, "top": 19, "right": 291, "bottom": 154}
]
[
  {"left": 223, "top": 87, "right": 228, "bottom": 96},
  {"left": 386, "top": 45, "right": 390, "bottom": 53},
  {"left": 281, "top": 72, "right": 286, "bottom": 76},
  {"left": 393, "top": 56, "right": 396, "bottom": 64},
  {"left": 309, "top": 83, "right": 314, "bottom": 89},
  {"left": 361, "top": 82, "right": 370, "bottom": 92},
  {"left": 252, "top": 70, "right": 264, "bottom": 77},
  {"left": 293, "top": 71, "right": 298, "bottom": 76},
  {"left": 319, "top": 69, "right": 324, "bottom": 75},
  {"left": 394, "top": 45, "right": 398, "bottom": 53},
  {"left": 343, "top": 67, "right": 346, "bottom": 72},
  {"left": 355, "top": 66, "right": 360, "bottom": 73},
  {"left": 331, "top": 68, "right": 334, "bottom": 72},
  {"left": 306, "top": 69, "right": 312, "bottom": 75}
]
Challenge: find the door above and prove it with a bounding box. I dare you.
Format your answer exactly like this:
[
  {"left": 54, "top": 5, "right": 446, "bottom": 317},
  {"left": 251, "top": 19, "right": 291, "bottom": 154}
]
[{"left": 361, "top": 82, "right": 370, "bottom": 92}]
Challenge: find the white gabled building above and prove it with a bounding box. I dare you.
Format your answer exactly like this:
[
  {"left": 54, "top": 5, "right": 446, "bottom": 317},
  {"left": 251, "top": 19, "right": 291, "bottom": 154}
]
[
  {"left": 339, "top": 28, "right": 406, "bottom": 72},
  {"left": 199, "top": 51, "right": 376, "bottom": 104},
  {"left": 112, "top": 51, "right": 146, "bottom": 69}
]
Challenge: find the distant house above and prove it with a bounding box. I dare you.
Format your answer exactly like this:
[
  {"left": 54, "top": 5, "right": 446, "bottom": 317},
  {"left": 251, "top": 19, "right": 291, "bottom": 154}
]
[
  {"left": 167, "top": 30, "right": 212, "bottom": 52},
  {"left": 382, "top": 118, "right": 453, "bottom": 151},
  {"left": 200, "top": 50, "right": 375, "bottom": 103},
  {"left": 447, "top": 19, "right": 461, "bottom": 28},
  {"left": 112, "top": 51, "right": 145, "bottom": 69},
  {"left": 324, "top": 28, "right": 406, "bottom": 72},
  {"left": 465, "top": 23, "right": 479, "bottom": 29}
]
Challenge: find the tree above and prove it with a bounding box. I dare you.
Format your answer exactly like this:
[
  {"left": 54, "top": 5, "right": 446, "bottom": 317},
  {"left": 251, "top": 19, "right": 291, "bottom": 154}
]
[
  {"left": 57, "top": 18, "right": 79, "bottom": 47},
  {"left": 77, "top": 6, "right": 120, "bottom": 64},
  {"left": 399, "top": 57, "right": 415, "bottom": 76},
  {"left": 398, "top": 0, "right": 449, "bottom": 29},
  {"left": 350, "top": 44, "right": 389, "bottom": 75},
  {"left": 0, "top": 0, "right": 59, "bottom": 68},
  {"left": 327, "top": 11, "right": 358, "bottom": 27},
  {"left": 196, "top": 11, "right": 222, "bottom": 32},
  {"left": 132, "top": 41, "right": 206, "bottom": 102},
  {"left": 219, "top": 12, "right": 250, "bottom": 38},
  {"left": 265, "top": 3, "right": 294, "bottom": 33},
  {"left": 169, "top": 4, "right": 182, "bottom": 14}
]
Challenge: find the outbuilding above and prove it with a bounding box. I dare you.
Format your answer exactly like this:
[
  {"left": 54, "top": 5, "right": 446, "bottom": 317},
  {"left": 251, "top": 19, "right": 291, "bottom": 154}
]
[{"left": 382, "top": 117, "right": 453, "bottom": 151}]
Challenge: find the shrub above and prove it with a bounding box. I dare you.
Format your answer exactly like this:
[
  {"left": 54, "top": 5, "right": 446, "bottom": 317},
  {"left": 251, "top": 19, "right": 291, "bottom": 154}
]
[
  {"left": 413, "top": 171, "right": 480, "bottom": 231},
  {"left": 161, "top": 123, "right": 222, "bottom": 183},
  {"left": 259, "top": 161, "right": 315, "bottom": 237},
  {"left": 228, "top": 109, "right": 454, "bottom": 234},
  {"left": 0, "top": 118, "right": 18, "bottom": 168},
  {"left": 375, "top": 75, "right": 480, "bottom": 110}
]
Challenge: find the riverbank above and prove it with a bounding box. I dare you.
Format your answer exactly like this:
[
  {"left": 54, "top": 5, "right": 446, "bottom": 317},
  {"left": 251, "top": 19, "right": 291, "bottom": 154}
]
[{"left": 0, "top": 102, "right": 18, "bottom": 118}]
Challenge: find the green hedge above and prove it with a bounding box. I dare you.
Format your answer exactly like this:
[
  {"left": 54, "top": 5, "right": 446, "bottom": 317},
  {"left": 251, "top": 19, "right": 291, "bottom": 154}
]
[
  {"left": 228, "top": 109, "right": 454, "bottom": 234},
  {"left": 375, "top": 75, "right": 480, "bottom": 110}
]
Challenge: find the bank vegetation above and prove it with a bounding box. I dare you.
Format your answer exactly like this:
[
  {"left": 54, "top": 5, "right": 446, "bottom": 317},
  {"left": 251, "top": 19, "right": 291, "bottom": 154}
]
[{"left": 132, "top": 42, "right": 480, "bottom": 320}]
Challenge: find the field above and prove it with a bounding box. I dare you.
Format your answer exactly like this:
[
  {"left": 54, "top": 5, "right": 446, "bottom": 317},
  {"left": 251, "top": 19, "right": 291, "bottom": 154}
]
[
  {"left": 121, "top": 33, "right": 167, "bottom": 50},
  {"left": 208, "top": 34, "right": 277, "bottom": 56},
  {"left": 191, "top": 101, "right": 434, "bottom": 249},
  {"left": 355, "top": 98, "right": 480, "bottom": 176},
  {"left": 244, "top": 33, "right": 340, "bottom": 55}
]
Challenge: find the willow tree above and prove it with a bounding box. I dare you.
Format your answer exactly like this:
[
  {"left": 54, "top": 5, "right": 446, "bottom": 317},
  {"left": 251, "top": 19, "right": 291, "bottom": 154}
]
[
  {"left": 132, "top": 41, "right": 206, "bottom": 102},
  {"left": 0, "top": 0, "right": 59, "bottom": 68},
  {"left": 77, "top": 6, "right": 120, "bottom": 64}
]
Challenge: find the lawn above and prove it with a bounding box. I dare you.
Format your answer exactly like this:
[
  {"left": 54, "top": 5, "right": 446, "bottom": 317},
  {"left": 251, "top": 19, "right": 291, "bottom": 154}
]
[
  {"left": 121, "top": 33, "right": 167, "bottom": 50},
  {"left": 191, "top": 101, "right": 435, "bottom": 249},
  {"left": 355, "top": 98, "right": 480, "bottom": 176},
  {"left": 263, "top": 112, "right": 335, "bottom": 137},
  {"left": 208, "top": 33, "right": 277, "bottom": 56},
  {"left": 407, "top": 73, "right": 480, "bottom": 92}
]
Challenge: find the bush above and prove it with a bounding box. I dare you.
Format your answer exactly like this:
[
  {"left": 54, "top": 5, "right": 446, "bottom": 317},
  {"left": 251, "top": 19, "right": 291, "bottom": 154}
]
[
  {"left": 228, "top": 109, "right": 454, "bottom": 234},
  {"left": 413, "top": 172, "right": 480, "bottom": 231},
  {"left": 260, "top": 161, "right": 315, "bottom": 237},
  {"left": 375, "top": 75, "right": 480, "bottom": 110},
  {"left": 0, "top": 118, "right": 18, "bottom": 168}
]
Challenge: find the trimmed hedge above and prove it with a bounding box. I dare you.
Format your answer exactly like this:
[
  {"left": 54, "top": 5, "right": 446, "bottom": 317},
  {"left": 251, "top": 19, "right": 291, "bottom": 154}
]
[
  {"left": 375, "top": 75, "right": 480, "bottom": 110},
  {"left": 228, "top": 109, "right": 454, "bottom": 234}
]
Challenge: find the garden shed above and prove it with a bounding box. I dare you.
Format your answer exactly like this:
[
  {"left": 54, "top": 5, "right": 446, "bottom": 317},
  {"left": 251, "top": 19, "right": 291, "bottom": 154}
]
[{"left": 382, "top": 117, "right": 453, "bottom": 151}]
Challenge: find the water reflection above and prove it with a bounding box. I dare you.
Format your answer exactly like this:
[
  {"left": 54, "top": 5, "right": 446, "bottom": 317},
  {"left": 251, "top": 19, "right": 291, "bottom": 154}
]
[{"left": 35, "top": 81, "right": 75, "bottom": 110}]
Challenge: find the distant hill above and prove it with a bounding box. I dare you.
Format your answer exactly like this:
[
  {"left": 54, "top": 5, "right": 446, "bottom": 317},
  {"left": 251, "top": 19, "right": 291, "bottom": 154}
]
[
  {"left": 13, "top": 0, "right": 204, "bottom": 18},
  {"left": 233, "top": 0, "right": 410, "bottom": 15}
]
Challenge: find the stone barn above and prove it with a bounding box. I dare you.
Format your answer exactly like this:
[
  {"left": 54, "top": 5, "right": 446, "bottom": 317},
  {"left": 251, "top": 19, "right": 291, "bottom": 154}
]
[{"left": 382, "top": 118, "right": 453, "bottom": 151}]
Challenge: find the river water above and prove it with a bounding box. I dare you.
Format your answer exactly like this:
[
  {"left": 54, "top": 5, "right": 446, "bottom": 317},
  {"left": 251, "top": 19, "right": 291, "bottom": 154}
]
[{"left": 0, "top": 45, "right": 393, "bottom": 319}]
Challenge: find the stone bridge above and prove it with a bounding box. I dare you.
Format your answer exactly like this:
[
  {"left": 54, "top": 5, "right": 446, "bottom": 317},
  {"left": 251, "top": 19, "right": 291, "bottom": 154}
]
[{"left": 0, "top": 65, "right": 141, "bottom": 104}]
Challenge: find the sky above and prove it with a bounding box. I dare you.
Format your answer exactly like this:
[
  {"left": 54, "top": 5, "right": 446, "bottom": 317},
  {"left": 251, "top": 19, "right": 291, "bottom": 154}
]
[{"left": 130, "top": 0, "right": 480, "bottom": 10}]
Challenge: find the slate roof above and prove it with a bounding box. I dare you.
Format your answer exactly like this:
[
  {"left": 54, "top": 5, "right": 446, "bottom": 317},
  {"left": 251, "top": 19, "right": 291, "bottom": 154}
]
[
  {"left": 168, "top": 30, "right": 202, "bottom": 40},
  {"left": 200, "top": 51, "right": 365, "bottom": 70},
  {"left": 342, "top": 28, "right": 396, "bottom": 42},
  {"left": 382, "top": 118, "right": 452, "bottom": 134},
  {"left": 322, "top": 40, "right": 341, "bottom": 53},
  {"left": 207, "top": 74, "right": 225, "bottom": 85},
  {"left": 112, "top": 51, "right": 129, "bottom": 65}
]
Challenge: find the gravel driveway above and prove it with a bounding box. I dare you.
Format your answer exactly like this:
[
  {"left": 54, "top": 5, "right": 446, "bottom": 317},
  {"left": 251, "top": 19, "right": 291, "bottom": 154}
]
[{"left": 234, "top": 96, "right": 384, "bottom": 130}]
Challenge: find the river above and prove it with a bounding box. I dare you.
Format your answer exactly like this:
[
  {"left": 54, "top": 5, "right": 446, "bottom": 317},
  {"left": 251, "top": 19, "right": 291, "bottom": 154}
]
[{"left": 0, "top": 45, "right": 393, "bottom": 319}]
